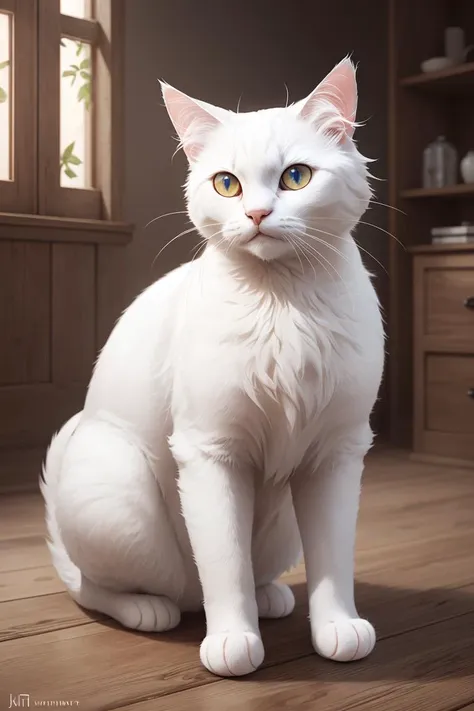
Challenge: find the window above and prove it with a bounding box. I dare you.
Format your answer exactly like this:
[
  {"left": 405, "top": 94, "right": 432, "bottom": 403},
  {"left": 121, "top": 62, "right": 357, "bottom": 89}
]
[
  {"left": 0, "top": 10, "right": 12, "bottom": 182},
  {"left": 0, "top": 0, "right": 125, "bottom": 225}
]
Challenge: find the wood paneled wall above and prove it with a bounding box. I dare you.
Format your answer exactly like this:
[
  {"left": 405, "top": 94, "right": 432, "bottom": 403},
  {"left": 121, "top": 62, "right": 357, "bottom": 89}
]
[{"left": 0, "top": 239, "right": 99, "bottom": 490}]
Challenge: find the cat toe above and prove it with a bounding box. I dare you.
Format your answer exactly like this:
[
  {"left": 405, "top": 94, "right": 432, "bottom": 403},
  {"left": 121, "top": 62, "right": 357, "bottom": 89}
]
[
  {"left": 113, "top": 594, "right": 180, "bottom": 632},
  {"left": 312, "top": 618, "right": 376, "bottom": 662},
  {"left": 256, "top": 582, "right": 295, "bottom": 618},
  {"left": 200, "top": 632, "right": 264, "bottom": 676}
]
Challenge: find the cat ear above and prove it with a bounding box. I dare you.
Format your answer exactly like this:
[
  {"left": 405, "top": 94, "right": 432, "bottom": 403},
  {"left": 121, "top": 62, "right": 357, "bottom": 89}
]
[
  {"left": 294, "top": 57, "right": 358, "bottom": 141},
  {"left": 160, "top": 82, "right": 227, "bottom": 162}
]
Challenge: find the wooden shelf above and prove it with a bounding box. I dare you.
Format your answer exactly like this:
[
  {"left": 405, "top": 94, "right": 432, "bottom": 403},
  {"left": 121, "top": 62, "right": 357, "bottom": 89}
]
[
  {"left": 400, "top": 62, "right": 474, "bottom": 92},
  {"left": 0, "top": 212, "right": 134, "bottom": 245},
  {"left": 400, "top": 184, "right": 474, "bottom": 199},
  {"left": 408, "top": 242, "right": 474, "bottom": 254}
]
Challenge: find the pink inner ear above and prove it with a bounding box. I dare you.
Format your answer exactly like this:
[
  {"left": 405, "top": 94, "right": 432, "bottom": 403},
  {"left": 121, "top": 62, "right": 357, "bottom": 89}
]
[
  {"left": 161, "top": 83, "right": 221, "bottom": 161},
  {"left": 300, "top": 59, "right": 358, "bottom": 139}
]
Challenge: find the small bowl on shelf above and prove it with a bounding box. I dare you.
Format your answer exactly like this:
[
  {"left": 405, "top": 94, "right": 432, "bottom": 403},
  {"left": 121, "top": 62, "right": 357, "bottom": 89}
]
[{"left": 420, "top": 57, "right": 456, "bottom": 73}]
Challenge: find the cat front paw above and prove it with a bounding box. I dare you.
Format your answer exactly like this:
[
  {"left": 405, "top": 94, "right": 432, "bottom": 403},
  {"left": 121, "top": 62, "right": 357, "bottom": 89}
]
[
  {"left": 200, "top": 632, "right": 264, "bottom": 676},
  {"left": 312, "top": 618, "right": 376, "bottom": 662}
]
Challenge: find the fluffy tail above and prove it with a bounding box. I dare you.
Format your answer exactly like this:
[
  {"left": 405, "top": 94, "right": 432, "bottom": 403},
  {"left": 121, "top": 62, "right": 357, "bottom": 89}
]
[{"left": 40, "top": 412, "right": 83, "bottom": 592}]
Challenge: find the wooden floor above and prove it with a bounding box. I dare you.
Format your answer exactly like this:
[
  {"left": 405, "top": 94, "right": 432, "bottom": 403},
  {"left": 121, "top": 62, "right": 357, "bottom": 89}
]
[{"left": 1, "top": 450, "right": 474, "bottom": 710}]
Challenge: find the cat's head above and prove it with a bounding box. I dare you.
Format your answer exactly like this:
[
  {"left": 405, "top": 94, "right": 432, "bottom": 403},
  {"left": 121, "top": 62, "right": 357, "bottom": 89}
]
[{"left": 162, "top": 58, "right": 372, "bottom": 262}]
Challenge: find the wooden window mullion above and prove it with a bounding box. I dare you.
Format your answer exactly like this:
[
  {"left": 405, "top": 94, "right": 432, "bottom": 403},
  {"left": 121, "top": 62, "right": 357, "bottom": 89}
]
[
  {"left": 95, "top": 0, "right": 124, "bottom": 220},
  {"left": 37, "top": 0, "right": 60, "bottom": 216}
]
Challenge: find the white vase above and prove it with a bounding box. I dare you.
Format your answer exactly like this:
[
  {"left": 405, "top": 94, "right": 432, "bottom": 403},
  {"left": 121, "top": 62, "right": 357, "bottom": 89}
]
[
  {"left": 461, "top": 151, "right": 474, "bottom": 184},
  {"left": 445, "top": 27, "right": 465, "bottom": 64}
]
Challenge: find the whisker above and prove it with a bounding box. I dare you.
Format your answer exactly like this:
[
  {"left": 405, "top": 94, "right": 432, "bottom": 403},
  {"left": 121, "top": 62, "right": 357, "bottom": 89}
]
[
  {"left": 292, "top": 233, "right": 354, "bottom": 311},
  {"left": 356, "top": 219, "right": 406, "bottom": 250},
  {"left": 288, "top": 233, "right": 318, "bottom": 281},
  {"left": 281, "top": 229, "right": 304, "bottom": 274},
  {"left": 302, "top": 215, "right": 406, "bottom": 251},
  {"left": 291, "top": 232, "right": 337, "bottom": 284},
  {"left": 366, "top": 199, "right": 407, "bottom": 216},
  {"left": 145, "top": 210, "right": 188, "bottom": 229},
  {"left": 190, "top": 238, "right": 208, "bottom": 258},
  {"left": 291, "top": 226, "right": 350, "bottom": 266},
  {"left": 151, "top": 223, "right": 217, "bottom": 270},
  {"left": 184, "top": 227, "right": 223, "bottom": 310},
  {"left": 151, "top": 226, "right": 201, "bottom": 270},
  {"left": 225, "top": 232, "right": 240, "bottom": 259},
  {"left": 297, "top": 223, "right": 389, "bottom": 276}
]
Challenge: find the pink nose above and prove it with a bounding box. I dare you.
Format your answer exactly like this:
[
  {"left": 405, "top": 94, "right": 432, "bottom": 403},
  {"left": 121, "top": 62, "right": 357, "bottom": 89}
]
[{"left": 246, "top": 208, "right": 272, "bottom": 226}]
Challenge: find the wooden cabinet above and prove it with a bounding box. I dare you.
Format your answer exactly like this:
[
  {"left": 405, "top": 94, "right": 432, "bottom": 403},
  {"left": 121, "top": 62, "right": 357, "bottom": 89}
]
[
  {"left": 388, "top": 0, "right": 474, "bottom": 446},
  {"left": 413, "top": 246, "right": 474, "bottom": 465}
]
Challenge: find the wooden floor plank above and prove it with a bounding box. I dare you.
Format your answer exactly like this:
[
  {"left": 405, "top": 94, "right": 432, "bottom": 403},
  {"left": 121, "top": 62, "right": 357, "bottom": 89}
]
[
  {"left": 114, "top": 613, "right": 474, "bottom": 711},
  {"left": 1, "top": 527, "right": 474, "bottom": 642},
  {"left": 0, "top": 450, "right": 473, "bottom": 711},
  {"left": 0, "top": 493, "right": 45, "bottom": 540},
  {"left": 356, "top": 497, "right": 474, "bottom": 551},
  {"left": 0, "top": 565, "right": 63, "bottom": 602},
  {"left": 1, "top": 576, "right": 474, "bottom": 710},
  {"left": 0, "top": 592, "right": 95, "bottom": 642},
  {"left": 0, "top": 535, "right": 50, "bottom": 573}
]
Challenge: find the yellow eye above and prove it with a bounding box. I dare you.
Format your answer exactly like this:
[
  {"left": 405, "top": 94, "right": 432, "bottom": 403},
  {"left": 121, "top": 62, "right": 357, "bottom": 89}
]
[
  {"left": 213, "top": 172, "right": 242, "bottom": 198},
  {"left": 280, "top": 164, "right": 312, "bottom": 191}
]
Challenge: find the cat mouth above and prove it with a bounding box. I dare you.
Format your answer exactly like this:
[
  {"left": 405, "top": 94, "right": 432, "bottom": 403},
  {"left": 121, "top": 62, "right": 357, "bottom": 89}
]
[{"left": 249, "top": 230, "right": 280, "bottom": 242}]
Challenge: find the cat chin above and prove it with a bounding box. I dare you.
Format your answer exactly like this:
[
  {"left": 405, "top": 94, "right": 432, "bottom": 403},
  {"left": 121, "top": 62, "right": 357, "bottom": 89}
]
[{"left": 241, "top": 235, "right": 292, "bottom": 262}]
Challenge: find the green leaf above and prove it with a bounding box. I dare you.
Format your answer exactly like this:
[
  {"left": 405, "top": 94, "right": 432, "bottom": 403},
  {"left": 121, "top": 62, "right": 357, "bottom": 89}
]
[
  {"left": 80, "top": 71, "right": 91, "bottom": 80},
  {"left": 71, "top": 64, "right": 80, "bottom": 71},
  {"left": 64, "top": 167, "right": 77, "bottom": 179},
  {"left": 79, "top": 58, "right": 90, "bottom": 70},
  {"left": 62, "top": 141, "right": 75, "bottom": 160},
  {"left": 76, "top": 42, "right": 84, "bottom": 56},
  {"left": 60, "top": 39, "right": 66, "bottom": 47},
  {"left": 68, "top": 155, "right": 82, "bottom": 166},
  {"left": 62, "top": 70, "right": 76, "bottom": 78},
  {"left": 77, "top": 84, "right": 89, "bottom": 102},
  {"left": 0, "top": 87, "right": 7, "bottom": 103},
  {"left": 0, "top": 60, "right": 10, "bottom": 70}
]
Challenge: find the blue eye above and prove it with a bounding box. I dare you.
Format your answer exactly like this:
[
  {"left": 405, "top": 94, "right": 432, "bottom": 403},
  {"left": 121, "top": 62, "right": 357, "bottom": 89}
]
[{"left": 280, "top": 164, "right": 312, "bottom": 191}]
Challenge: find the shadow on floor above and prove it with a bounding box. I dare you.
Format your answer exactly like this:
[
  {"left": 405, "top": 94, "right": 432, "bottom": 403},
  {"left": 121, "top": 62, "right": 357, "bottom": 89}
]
[{"left": 88, "top": 579, "right": 474, "bottom": 682}]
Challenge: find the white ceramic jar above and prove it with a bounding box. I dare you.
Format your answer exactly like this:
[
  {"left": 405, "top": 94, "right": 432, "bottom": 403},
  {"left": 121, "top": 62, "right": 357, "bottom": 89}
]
[{"left": 460, "top": 151, "right": 474, "bottom": 184}]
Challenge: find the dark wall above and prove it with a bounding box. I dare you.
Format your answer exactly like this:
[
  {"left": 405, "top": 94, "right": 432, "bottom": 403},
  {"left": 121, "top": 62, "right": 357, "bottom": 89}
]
[{"left": 115, "top": 0, "right": 389, "bottom": 429}]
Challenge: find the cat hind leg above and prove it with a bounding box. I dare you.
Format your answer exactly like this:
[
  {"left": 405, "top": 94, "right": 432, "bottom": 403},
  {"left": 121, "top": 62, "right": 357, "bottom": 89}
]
[{"left": 42, "top": 416, "right": 184, "bottom": 632}]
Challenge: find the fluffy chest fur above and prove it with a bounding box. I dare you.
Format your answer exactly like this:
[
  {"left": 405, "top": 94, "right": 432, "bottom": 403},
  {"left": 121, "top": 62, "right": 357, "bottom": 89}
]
[
  {"left": 170, "top": 249, "right": 381, "bottom": 479},
  {"left": 230, "top": 292, "right": 340, "bottom": 478}
]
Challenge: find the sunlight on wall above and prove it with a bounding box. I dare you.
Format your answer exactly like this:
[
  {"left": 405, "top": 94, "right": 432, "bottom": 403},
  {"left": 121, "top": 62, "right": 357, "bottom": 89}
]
[{"left": 61, "top": 0, "right": 90, "bottom": 20}]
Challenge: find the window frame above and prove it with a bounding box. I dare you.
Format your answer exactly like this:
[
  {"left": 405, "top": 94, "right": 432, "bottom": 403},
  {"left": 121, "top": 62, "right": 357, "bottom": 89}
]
[
  {"left": 0, "top": 0, "right": 37, "bottom": 213},
  {"left": 0, "top": 0, "right": 129, "bottom": 239}
]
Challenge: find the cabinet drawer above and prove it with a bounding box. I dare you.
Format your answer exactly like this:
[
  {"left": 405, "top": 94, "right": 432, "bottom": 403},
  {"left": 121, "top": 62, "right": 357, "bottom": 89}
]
[
  {"left": 424, "top": 266, "right": 474, "bottom": 345},
  {"left": 426, "top": 354, "right": 474, "bottom": 435},
  {"left": 419, "top": 354, "right": 474, "bottom": 461}
]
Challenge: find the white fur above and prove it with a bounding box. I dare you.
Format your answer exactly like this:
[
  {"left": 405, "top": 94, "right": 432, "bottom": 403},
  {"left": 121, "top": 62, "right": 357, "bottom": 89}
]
[{"left": 41, "top": 58, "right": 384, "bottom": 677}]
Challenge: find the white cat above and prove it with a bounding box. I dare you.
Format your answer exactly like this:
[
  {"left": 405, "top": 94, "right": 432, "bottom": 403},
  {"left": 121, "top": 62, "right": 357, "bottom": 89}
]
[{"left": 41, "top": 57, "right": 384, "bottom": 677}]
